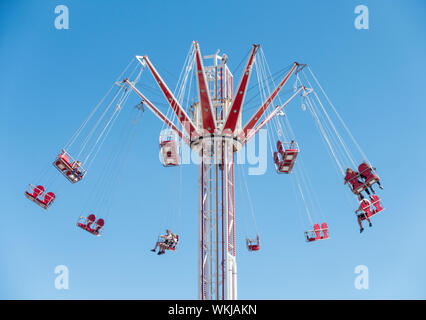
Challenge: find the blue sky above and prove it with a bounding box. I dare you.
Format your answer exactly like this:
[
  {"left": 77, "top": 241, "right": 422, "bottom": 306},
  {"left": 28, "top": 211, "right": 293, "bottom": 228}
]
[{"left": 1, "top": 0, "right": 426, "bottom": 299}]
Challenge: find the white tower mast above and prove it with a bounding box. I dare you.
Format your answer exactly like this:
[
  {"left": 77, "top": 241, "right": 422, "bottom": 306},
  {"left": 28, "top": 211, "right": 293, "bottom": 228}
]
[{"left": 194, "top": 50, "right": 238, "bottom": 300}]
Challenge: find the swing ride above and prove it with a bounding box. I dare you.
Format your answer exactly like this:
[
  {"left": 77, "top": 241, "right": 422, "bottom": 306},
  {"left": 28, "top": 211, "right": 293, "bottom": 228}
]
[
  {"left": 356, "top": 195, "right": 385, "bottom": 222},
  {"left": 53, "top": 150, "right": 86, "bottom": 183},
  {"left": 246, "top": 235, "right": 260, "bottom": 251},
  {"left": 274, "top": 140, "right": 299, "bottom": 174},
  {"left": 25, "top": 40, "right": 385, "bottom": 300},
  {"left": 25, "top": 184, "right": 56, "bottom": 210},
  {"left": 77, "top": 214, "right": 105, "bottom": 236},
  {"left": 304, "top": 223, "right": 329, "bottom": 242},
  {"left": 159, "top": 130, "right": 180, "bottom": 167}
]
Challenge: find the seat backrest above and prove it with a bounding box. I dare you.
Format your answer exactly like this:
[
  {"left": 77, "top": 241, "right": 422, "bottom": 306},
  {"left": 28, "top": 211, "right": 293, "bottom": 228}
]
[
  {"left": 87, "top": 214, "right": 96, "bottom": 225},
  {"left": 95, "top": 218, "right": 104, "bottom": 231},
  {"left": 314, "top": 223, "right": 321, "bottom": 239},
  {"left": 370, "top": 195, "right": 383, "bottom": 212},
  {"left": 321, "top": 222, "right": 329, "bottom": 238},
  {"left": 44, "top": 192, "right": 56, "bottom": 203},
  {"left": 346, "top": 171, "right": 360, "bottom": 185},
  {"left": 59, "top": 153, "right": 70, "bottom": 164},
  {"left": 34, "top": 185, "right": 45, "bottom": 197},
  {"left": 358, "top": 162, "right": 370, "bottom": 175},
  {"left": 277, "top": 140, "right": 284, "bottom": 154},
  {"left": 360, "top": 199, "right": 373, "bottom": 216}
]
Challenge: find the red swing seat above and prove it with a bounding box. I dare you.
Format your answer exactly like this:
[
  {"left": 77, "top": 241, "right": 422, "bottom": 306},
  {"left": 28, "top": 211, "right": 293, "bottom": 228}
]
[
  {"left": 53, "top": 150, "right": 86, "bottom": 183},
  {"left": 345, "top": 170, "right": 367, "bottom": 195},
  {"left": 36, "top": 192, "right": 56, "bottom": 209},
  {"left": 160, "top": 140, "right": 180, "bottom": 167},
  {"left": 356, "top": 196, "right": 384, "bottom": 221},
  {"left": 358, "top": 162, "right": 380, "bottom": 187},
  {"left": 275, "top": 140, "right": 299, "bottom": 174},
  {"left": 25, "top": 184, "right": 55, "bottom": 209},
  {"left": 370, "top": 195, "right": 383, "bottom": 213},
  {"left": 246, "top": 235, "right": 260, "bottom": 251},
  {"left": 77, "top": 214, "right": 104, "bottom": 236},
  {"left": 25, "top": 184, "right": 44, "bottom": 201},
  {"left": 305, "top": 222, "right": 330, "bottom": 242}
]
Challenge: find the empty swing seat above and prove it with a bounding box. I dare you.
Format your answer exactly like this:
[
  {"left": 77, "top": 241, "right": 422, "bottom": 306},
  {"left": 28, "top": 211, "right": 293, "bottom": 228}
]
[
  {"left": 25, "top": 184, "right": 44, "bottom": 201},
  {"left": 321, "top": 222, "right": 329, "bottom": 239},
  {"left": 275, "top": 140, "right": 299, "bottom": 174},
  {"left": 246, "top": 235, "right": 260, "bottom": 251},
  {"left": 77, "top": 214, "right": 104, "bottom": 236},
  {"left": 305, "top": 222, "right": 330, "bottom": 242},
  {"left": 160, "top": 140, "right": 180, "bottom": 167},
  {"left": 36, "top": 192, "right": 56, "bottom": 209},
  {"left": 53, "top": 150, "right": 86, "bottom": 183},
  {"left": 370, "top": 195, "right": 383, "bottom": 213},
  {"left": 25, "top": 184, "right": 56, "bottom": 209}
]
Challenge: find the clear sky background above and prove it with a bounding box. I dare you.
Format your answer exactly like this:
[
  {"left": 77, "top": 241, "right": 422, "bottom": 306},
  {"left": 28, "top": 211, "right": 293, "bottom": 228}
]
[{"left": 1, "top": 0, "right": 426, "bottom": 299}]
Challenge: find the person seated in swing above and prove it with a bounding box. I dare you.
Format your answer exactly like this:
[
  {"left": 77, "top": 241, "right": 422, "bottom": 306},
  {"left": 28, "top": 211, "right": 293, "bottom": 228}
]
[
  {"left": 169, "top": 233, "right": 179, "bottom": 250},
  {"left": 356, "top": 199, "right": 373, "bottom": 233},
  {"left": 358, "top": 161, "right": 383, "bottom": 191},
  {"left": 71, "top": 160, "right": 85, "bottom": 179},
  {"left": 151, "top": 229, "right": 174, "bottom": 255},
  {"left": 344, "top": 167, "right": 372, "bottom": 199}
]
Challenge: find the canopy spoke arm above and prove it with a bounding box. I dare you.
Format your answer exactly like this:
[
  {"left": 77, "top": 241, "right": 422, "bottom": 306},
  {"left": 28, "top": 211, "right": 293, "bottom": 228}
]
[
  {"left": 240, "top": 62, "right": 298, "bottom": 140},
  {"left": 124, "top": 79, "right": 190, "bottom": 145},
  {"left": 243, "top": 87, "right": 303, "bottom": 144},
  {"left": 222, "top": 44, "right": 259, "bottom": 134},
  {"left": 194, "top": 41, "right": 216, "bottom": 134},
  {"left": 136, "top": 55, "right": 198, "bottom": 138}
]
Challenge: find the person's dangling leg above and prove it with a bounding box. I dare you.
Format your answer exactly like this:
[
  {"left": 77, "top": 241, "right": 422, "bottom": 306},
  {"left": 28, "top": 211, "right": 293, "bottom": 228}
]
[
  {"left": 364, "top": 187, "right": 371, "bottom": 196},
  {"left": 158, "top": 243, "right": 166, "bottom": 255},
  {"left": 358, "top": 216, "right": 364, "bottom": 233},
  {"left": 151, "top": 241, "right": 160, "bottom": 252}
]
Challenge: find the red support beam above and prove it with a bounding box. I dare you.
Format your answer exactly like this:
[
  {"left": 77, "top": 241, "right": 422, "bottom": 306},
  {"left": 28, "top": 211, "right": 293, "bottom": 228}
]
[
  {"left": 222, "top": 44, "right": 259, "bottom": 135},
  {"left": 243, "top": 87, "right": 303, "bottom": 144},
  {"left": 137, "top": 56, "right": 198, "bottom": 139},
  {"left": 194, "top": 42, "right": 216, "bottom": 134},
  {"left": 124, "top": 79, "right": 190, "bottom": 145},
  {"left": 240, "top": 63, "right": 298, "bottom": 140}
]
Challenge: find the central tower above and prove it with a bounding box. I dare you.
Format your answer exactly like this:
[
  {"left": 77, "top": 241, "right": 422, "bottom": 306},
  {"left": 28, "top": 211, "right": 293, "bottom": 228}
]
[{"left": 190, "top": 49, "right": 239, "bottom": 300}]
